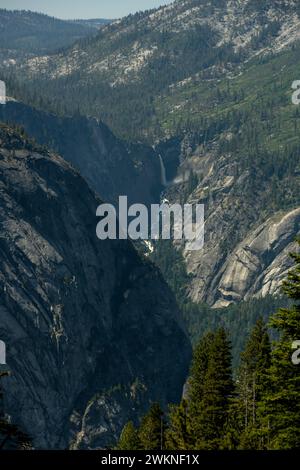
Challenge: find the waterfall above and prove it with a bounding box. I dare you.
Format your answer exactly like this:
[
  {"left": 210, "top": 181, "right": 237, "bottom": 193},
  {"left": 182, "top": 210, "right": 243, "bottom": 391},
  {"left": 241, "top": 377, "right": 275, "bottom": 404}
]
[
  {"left": 158, "top": 154, "right": 167, "bottom": 187},
  {"left": 0, "top": 340, "right": 6, "bottom": 365}
]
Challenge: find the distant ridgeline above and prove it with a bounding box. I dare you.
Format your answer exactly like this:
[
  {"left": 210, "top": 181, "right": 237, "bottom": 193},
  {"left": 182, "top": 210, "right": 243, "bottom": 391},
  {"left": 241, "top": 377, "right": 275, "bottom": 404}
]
[{"left": 0, "top": 9, "right": 98, "bottom": 55}]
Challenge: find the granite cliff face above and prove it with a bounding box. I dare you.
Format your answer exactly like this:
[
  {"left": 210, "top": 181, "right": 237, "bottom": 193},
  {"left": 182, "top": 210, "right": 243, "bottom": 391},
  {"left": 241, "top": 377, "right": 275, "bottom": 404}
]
[
  {"left": 0, "top": 100, "right": 161, "bottom": 207},
  {"left": 212, "top": 208, "right": 300, "bottom": 308},
  {"left": 164, "top": 138, "right": 300, "bottom": 307},
  {"left": 0, "top": 124, "right": 191, "bottom": 449}
]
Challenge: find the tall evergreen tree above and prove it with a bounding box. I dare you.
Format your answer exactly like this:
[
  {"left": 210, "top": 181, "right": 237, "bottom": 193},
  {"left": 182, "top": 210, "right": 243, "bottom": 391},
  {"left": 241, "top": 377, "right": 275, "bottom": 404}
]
[
  {"left": 166, "top": 332, "right": 214, "bottom": 450},
  {"left": 232, "top": 318, "right": 271, "bottom": 449},
  {"left": 165, "top": 400, "right": 192, "bottom": 450},
  {"left": 262, "top": 239, "right": 300, "bottom": 449},
  {"left": 139, "top": 403, "right": 166, "bottom": 451},
  {"left": 187, "top": 329, "right": 233, "bottom": 449},
  {"left": 185, "top": 331, "right": 214, "bottom": 448},
  {"left": 198, "top": 328, "right": 233, "bottom": 449}
]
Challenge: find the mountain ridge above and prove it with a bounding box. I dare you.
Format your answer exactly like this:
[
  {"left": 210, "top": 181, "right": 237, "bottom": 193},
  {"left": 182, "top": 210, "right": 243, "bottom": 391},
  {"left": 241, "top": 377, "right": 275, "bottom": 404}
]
[
  {"left": 0, "top": 9, "right": 98, "bottom": 59},
  {"left": 3, "top": 0, "right": 300, "bottom": 141}
]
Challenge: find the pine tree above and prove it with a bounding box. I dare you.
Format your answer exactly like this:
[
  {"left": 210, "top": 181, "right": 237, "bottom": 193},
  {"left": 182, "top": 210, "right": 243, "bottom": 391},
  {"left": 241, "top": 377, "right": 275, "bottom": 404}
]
[
  {"left": 116, "top": 421, "right": 141, "bottom": 450},
  {"left": 187, "top": 331, "right": 214, "bottom": 447},
  {"left": 139, "top": 403, "right": 166, "bottom": 451},
  {"left": 262, "top": 239, "right": 300, "bottom": 449},
  {"left": 188, "top": 332, "right": 215, "bottom": 404},
  {"left": 199, "top": 328, "right": 233, "bottom": 449},
  {"left": 188, "top": 329, "right": 233, "bottom": 449},
  {"left": 165, "top": 400, "right": 192, "bottom": 450},
  {"left": 234, "top": 318, "right": 271, "bottom": 449}
]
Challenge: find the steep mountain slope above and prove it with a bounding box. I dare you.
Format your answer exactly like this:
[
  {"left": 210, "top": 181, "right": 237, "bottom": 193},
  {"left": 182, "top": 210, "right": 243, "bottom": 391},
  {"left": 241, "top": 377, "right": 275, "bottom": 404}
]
[
  {"left": 1, "top": 0, "right": 300, "bottom": 309},
  {"left": 0, "top": 124, "right": 191, "bottom": 449},
  {"left": 159, "top": 43, "right": 300, "bottom": 306},
  {"left": 0, "top": 9, "right": 97, "bottom": 61},
  {"left": 0, "top": 100, "right": 161, "bottom": 206},
  {"left": 3, "top": 0, "right": 300, "bottom": 141},
  {"left": 158, "top": 138, "right": 300, "bottom": 307}
]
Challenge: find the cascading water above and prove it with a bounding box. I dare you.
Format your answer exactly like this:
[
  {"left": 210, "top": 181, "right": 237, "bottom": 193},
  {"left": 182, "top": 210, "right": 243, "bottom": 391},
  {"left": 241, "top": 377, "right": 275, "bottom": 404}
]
[{"left": 158, "top": 154, "right": 168, "bottom": 187}]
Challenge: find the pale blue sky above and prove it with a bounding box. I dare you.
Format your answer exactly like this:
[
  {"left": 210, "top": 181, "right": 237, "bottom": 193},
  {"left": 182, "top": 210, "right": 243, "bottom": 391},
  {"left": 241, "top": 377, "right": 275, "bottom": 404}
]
[{"left": 0, "top": 0, "right": 174, "bottom": 19}]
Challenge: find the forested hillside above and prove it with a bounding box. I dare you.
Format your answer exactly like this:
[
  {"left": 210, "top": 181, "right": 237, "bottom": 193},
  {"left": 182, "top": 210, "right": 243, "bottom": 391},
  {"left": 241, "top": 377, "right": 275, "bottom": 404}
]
[
  {"left": 0, "top": 9, "right": 97, "bottom": 59},
  {"left": 2, "top": 0, "right": 300, "bottom": 141}
]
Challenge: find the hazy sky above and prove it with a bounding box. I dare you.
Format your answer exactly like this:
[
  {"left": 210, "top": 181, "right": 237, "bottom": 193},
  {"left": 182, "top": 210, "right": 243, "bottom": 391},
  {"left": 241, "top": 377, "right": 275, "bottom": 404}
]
[{"left": 0, "top": 0, "right": 174, "bottom": 19}]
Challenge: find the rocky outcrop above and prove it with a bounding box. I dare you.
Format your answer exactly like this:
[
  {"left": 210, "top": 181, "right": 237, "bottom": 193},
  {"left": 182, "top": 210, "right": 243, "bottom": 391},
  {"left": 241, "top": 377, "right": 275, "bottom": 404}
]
[
  {"left": 213, "top": 208, "right": 300, "bottom": 308},
  {"left": 0, "top": 124, "right": 191, "bottom": 449}
]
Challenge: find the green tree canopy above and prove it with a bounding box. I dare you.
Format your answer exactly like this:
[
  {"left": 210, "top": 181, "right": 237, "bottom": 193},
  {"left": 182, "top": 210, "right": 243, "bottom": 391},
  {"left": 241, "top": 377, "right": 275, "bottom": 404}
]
[
  {"left": 116, "top": 421, "right": 141, "bottom": 451},
  {"left": 138, "top": 403, "right": 166, "bottom": 451}
]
